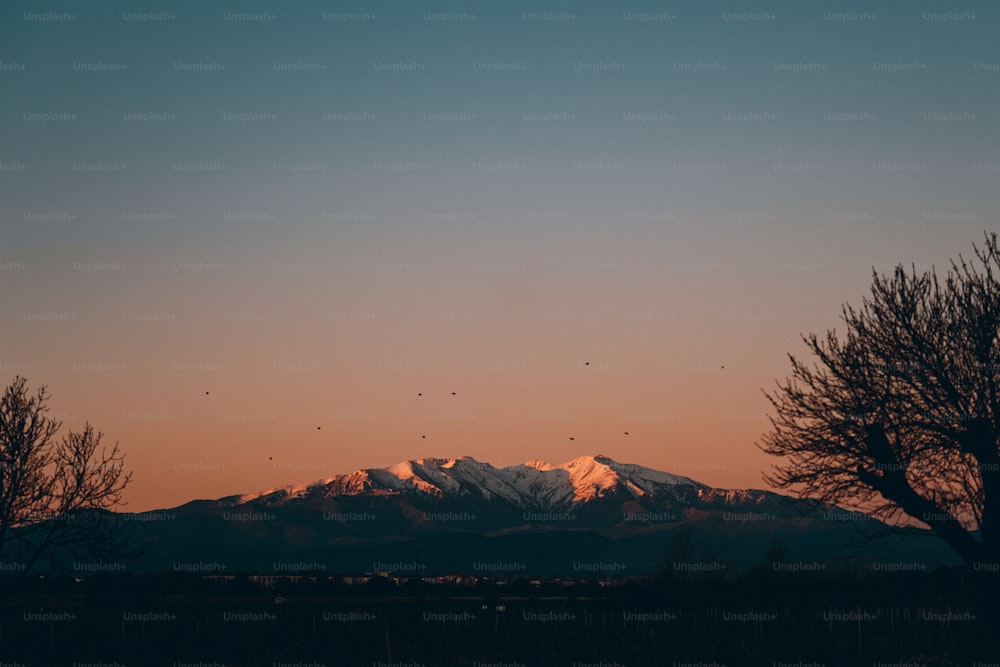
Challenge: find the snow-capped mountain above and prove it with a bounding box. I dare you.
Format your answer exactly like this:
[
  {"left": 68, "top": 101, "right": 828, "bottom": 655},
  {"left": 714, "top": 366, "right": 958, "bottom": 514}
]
[
  {"left": 97, "top": 453, "right": 962, "bottom": 576},
  {"left": 212, "top": 453, "right": 803, "bottom": 528},
  {"left": 233, "top": 454, "right": 709, "bottom": 509}
]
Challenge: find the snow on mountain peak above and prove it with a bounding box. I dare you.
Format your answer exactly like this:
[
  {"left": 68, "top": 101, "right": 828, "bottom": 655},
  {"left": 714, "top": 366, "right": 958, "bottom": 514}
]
[
  {"left": 238, "top": 454, "right": 707, "bottom": 508},
  {"left": 559, "top": 455, "right": 622, "bottom": 501}
]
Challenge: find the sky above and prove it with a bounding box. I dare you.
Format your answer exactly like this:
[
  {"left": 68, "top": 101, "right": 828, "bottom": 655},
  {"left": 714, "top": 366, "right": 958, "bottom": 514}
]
[{"left": 2, "top": 0, "right": 999, "bottom": 512}]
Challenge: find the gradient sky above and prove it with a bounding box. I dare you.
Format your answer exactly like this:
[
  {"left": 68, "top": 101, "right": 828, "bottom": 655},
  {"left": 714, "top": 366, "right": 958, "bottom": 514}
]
[{"left": 2, "top": 0, "right": 999, "bottom": 511}]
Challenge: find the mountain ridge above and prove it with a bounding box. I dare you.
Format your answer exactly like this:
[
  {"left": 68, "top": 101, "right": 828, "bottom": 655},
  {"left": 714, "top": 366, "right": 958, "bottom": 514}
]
[
  {"left": 230, "top": 454, "right": 713, "bottom": 509},
  {"left": 49, "top": 453, "right": 965, "bottom": 576}
]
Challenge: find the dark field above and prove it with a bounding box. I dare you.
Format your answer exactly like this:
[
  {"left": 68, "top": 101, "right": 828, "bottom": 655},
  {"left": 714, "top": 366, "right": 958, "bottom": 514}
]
[{"left": 2, "top": 569, "right": 999, "bottom": 667}]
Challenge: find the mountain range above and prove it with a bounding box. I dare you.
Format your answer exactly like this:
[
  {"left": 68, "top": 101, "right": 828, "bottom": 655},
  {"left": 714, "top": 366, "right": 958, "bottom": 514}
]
[
  {"left": 236, "top": 454, "right": 723, "bottom": 509},
  {"left": 108, "top": 454, "right": 960, "bottom": 576}
]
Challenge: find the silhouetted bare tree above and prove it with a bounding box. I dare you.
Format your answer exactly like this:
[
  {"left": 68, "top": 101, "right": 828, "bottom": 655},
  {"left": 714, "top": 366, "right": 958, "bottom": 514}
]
[
  {"left": 0, "top": 376, "right": 132, "bottom": 573},
  {"left": 759, "top": 232, "right": 1000, "bottom": 568}
]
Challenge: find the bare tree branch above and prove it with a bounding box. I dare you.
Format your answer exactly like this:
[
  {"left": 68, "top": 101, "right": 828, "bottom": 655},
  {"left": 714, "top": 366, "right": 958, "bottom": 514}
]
[
  {"left": 758, "top": 232, "right": 1000, "bottom": 568},
  {"left": 0, "top": 377, "right": 134, "bottom": 574}
]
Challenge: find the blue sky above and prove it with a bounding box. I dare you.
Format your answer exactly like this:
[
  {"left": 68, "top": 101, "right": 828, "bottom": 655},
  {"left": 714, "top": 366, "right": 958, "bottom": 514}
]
[{"left": 2, "top": 0, "right": 999, "bottom": 509}]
